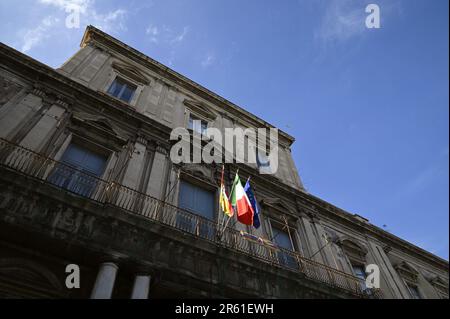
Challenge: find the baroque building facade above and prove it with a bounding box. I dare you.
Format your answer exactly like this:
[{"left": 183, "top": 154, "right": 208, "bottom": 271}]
[{"left": 0, "top": 26, "right": 448, "bottom": 299}]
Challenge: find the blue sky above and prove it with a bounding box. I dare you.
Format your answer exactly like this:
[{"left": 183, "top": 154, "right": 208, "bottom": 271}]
[{"left": 0, "top": 0, "right": 448, "bottom": 259}]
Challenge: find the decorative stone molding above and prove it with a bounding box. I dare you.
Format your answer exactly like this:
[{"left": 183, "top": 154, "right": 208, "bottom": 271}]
[
  {"left": 296, "top": 201, "right": 318, "bottom": 220},
  {"left": 323, "top": 227, "right": 340, "bottom": 244},
  {"left": 337, "top": 237, "right": 368, "bottom": 265},
  {"left": 259, "top": 197, "right": 299, "bottom": 224},
  {"left": 183, "top": 99, "right": 217, "bottom": 121},
  {"left": 0, "top": 76, "right": 23, "bottom": 106},
  {"left": 155, "top": 143, "right": 169, "bottom": 156},
  {"left": 135, "top": 133, "right": 148, "bottom": 146},
  {"left": 383, "top": 245, "right": 392, "bottom": 254},
  {"left": 71, "top": 111, "right": 128, "bottom": 142},
  {"left": 393, "top": 261, "right": 420, "bottom": 283},
  {"left": 111, "top": 61, "right": 151, "bottom": 85},
  {"left": 260, "top": 197, "right": 293, "bottom": 214},
  {"left": 426, "top": 275, "right": 449, "bottom": 296},
  {"left": 32, "top": 87, "right": 46, "bottom": 98},
  {"left": 182, "top": 164, "right": 213, "bottom": 182},
  {"left": 55, "top": 96, "right": 72, "bottom": 109}
]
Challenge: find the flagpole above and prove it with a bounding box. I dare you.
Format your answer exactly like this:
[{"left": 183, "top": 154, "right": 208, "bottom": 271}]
[
  {"left": 283, "top": 214, "right": 296, "bottom": 252},
  {"left": 222, "top": 213, "right": 233, "bottom": 233},
  {"left": 221, "top": 167, "right": 238, "bottom": 231},
  {"left": 245, "top": 175, "right": 252, "bottom": 235},
  {"left": 217, "top": 165, "right": 225, "bottom": 236}
]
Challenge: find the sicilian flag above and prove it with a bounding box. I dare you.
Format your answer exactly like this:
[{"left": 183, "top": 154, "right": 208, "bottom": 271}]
[
  {"left": 244, "top": 178, "right": 260, "bottom": 229},
  {"left": 219, "top": 166, "right": 234, "bottom": 217},
  {"left": 230, "top": 172, "right": 254, "bottom": 226}
]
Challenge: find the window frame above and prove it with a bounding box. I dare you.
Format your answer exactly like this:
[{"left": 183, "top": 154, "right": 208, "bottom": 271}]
[
  {"left": 187, "top": 113, "right": 208, "bottom": 136},
  {"left": 104, "top": 70, "right": 145, "bottom": 107},
  {"left": 406, "top": 282, "right": 422, "bottom": 299},
  {"left": 269, "top": 219, "right": 299, "bottom": 252},
  {"left": 48, "top": 137, "right": 112, "bottom": 199},
  {"left": 177, "top": 173, "right": 219, "bottom": 221},
  {"left": 107, "top": 76, "right": 138, "bottom": 103},
  {"left": 268, "top": 219, "right": 300, "bottom": 269},
  {"left": 176, "top": 176, "right": 218, "bottom": 240}
]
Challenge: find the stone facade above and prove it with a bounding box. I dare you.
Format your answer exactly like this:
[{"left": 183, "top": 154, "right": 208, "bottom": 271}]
[{"left": 0, "top": 26, "right": 448, "bottom": 299}]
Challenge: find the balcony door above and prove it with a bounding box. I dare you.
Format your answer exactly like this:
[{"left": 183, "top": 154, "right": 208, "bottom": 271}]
[
  {"left": 272, "top": 225, "right": 298, "bottom": 269},
  {"left": 49, "top": 143, "right": 107, "bottom": 198},
  {"left": 177, "top": 180, "right": 215, "bottom": 240}
]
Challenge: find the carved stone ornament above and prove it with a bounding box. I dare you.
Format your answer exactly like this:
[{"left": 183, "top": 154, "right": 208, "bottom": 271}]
[
  {"left": 393, "top": 261, "right": 420, "bottom": 283},
  {"left": 183, "top": 99, "right": 217, "bottom": 121},
  {"left": 112, "top": 61, "right": 150, "bottom": 85},
  {"left": 0, "top": 76, "right": 23, "bottom": 106},
  {"left": 72, "top": 111, "right": 127, "bottom": 141}
]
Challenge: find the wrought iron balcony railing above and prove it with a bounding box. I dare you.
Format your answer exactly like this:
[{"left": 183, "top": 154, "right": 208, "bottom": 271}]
[{"left": 0, "top": 138, "right": 382, "bottom": 298}]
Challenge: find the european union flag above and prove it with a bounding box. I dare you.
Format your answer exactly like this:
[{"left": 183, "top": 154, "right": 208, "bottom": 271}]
[{"left": 244, "top": 179, "right": 260, "bottom": 229}]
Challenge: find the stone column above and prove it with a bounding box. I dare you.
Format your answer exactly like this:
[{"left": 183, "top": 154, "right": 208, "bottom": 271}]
[
  {"left": 0, "top": 87, "right": 45, "bottom": 139},
  {"left": 90, "top": 262, "right": 119, "bottom": 299},
  {"left": 19, "top": 98, "right": 68, "bottom": 151},
  {"left": 121, "top": 136, "right": 147, "bottom": 189},
  {"left": 131, "top": 274, "right": 151, "bottom": 299}
]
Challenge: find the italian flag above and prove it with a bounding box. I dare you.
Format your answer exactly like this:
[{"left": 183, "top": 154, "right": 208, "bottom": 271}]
[{"left": 230, "top": 172, "right": 254, "bottom": 226}]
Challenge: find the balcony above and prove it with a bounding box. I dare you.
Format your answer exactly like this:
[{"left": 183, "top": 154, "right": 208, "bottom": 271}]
[{"left": 0, "top": 138, "right": 382, "bottom": 299}]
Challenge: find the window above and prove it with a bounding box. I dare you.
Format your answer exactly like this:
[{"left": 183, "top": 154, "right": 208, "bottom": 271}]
[
  {"left": 407, "top": 284, "right": 422, "bottom": 299},
  {"left": 177, "top": 180, "right": 215, "bottom": 239},
  {"left": 48, "top": 143, "right": 107, "bottom": 197},
  {"left": 340, "top": 239, "right": 369, "bottom": 291},
  {"left": 353, "top": 265, "right": 366, "bottom": 281},
  {"left": 107, "top": 77, "right": 137, "bottom": 103},
  {"left": 188, "top": 115, "right": 208, "bottom": 135},
  {"left": 271, "top": 223, "right": 297, "bottom": 269},
  {"left": 393, "top": 261, "right": 422, "bottom": 298},
  {"left": 352, "top": 265, "right": 368, "bottom": 291}
]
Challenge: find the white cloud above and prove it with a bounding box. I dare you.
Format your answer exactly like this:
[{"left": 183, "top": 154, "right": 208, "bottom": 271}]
[
  {"left": 145, "top": 24, "right": 190, "bottom": 45},
  {"left": 145, "top": 24, "right": 159, "bottom": 43},
  {"left": 91, "top": 8, "right": 127, "bottom": 33},
  {"left": 18, "top": 0, "right": 128, "bottom": 54},
  {"left": 315, "top": 0, "right": 403, "bottom": 46},
  {"left": 201, "top": 52, "right": 215, "bottom": 68},
  {"left": 170, "top": 26, "right": 189, "bottom": 44},
  {"left": 315, "top": 0, "right": 366, "bottom": 44},
  {"left": 21, "top": 16, "right": 60, "bottom": 53},
  {"left": 38, "top": 0, "right": 127, "bottom": 34},
  {"left": 38, "top": 0, "right": 90, "bottom": 13}
]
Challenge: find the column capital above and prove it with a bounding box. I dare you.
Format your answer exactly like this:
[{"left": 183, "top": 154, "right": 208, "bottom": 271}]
[
  {"left": 135, "top": 133, "right": 148, "bottom": 146},
  {"left": 55, "top": 96, "right": 72, "bottom": 109},
  {"left": 134, "top": 266, "right": 153, "bottom": 277},
  {"left": 97, "top": 252, "right": 127, "bottom": 265},
  {"left": 31, "top": 84, "right": 47, "bottom": 98},
  {"left": 99, "top": 261, "right": 119, "bottom": 270},
  {"left": 155, "top": 143, "right": 169, "bottom": 156}
]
